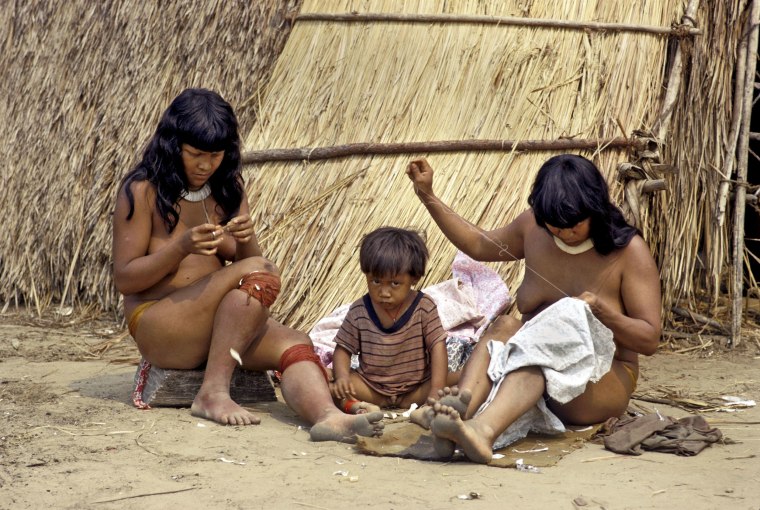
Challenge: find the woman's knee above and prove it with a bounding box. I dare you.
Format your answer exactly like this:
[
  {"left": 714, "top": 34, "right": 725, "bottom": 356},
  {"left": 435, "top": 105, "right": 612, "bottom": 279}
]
[
  {"left": 485, "top": 315, "right": 522, "bottom": 341},
  {"left": 231, "top": 256, "right": 280, "bottom": 277},
  {"left": 230, "top": 258, "right": 283, "bottom": 309}
]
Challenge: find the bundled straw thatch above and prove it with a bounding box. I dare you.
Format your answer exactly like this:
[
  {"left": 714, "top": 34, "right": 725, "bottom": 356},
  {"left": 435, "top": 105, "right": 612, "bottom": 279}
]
[
  {"left": 649, "top": 0, "right": 749, "bottom": 331},
  {"left": 2, "top": 0, "right": 757, "bottom": 347},
  {"left": 0, "top": 0, "right": 301, "bottom": 315},
  {"left": 243, "top": 0, "right": 688, "bottom": 330}
]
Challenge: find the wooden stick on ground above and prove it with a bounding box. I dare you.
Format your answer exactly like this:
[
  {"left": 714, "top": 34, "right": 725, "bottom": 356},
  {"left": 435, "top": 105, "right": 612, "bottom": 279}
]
[{"left": 671, "top": 306, "right": 728, "bottom": 333}]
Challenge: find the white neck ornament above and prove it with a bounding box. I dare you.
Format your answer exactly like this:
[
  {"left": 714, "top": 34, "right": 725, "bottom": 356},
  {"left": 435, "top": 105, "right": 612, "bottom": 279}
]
[
  {"left": 553, "top": 236, "right": 594, "bottom": 255},
  {"left": 181, "top": 183, "right": 211, "bottom": 202}
]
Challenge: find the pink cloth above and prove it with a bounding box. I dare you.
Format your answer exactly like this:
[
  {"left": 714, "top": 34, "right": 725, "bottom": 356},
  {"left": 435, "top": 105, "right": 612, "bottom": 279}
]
[{"left": 450, "top": 250, "right": 513, "bottom": 339}]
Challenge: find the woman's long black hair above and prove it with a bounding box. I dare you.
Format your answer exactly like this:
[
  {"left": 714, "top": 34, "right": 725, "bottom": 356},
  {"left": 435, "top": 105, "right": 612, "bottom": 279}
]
[
  {"left": 120, "top": 88, "right": 244, "bottom": 232},
  {"left": 528, "top": 154, "right": 639, "bottom": 255}
]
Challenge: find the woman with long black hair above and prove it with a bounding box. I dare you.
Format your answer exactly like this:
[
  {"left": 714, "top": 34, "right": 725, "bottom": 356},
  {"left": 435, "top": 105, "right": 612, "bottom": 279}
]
[
  {"left": 406, "top": 154, "right": 661, "bottom": 463},
  {"left": 113, "top": 88, "right": 383, "bottom": 442}
]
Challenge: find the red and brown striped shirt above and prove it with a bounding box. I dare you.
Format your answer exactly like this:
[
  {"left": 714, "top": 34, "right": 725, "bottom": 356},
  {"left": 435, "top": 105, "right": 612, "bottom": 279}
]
[{"left": 334, "top": 291, "right": 447, "bottom": 395}]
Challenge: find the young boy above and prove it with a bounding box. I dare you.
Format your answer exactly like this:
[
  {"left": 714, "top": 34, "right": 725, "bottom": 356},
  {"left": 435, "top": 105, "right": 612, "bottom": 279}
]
[{"left": 330, "top": 227, "right": 454, "bottom": 414}]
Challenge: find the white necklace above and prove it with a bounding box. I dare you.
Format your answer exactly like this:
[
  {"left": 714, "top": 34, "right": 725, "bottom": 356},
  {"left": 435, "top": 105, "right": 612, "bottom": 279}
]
[
  {"left": 553, "top": 236, "right": 595, "bottom": 255},
  {"left": 181, "top": 183, "right": 211, "bottom": 202}
]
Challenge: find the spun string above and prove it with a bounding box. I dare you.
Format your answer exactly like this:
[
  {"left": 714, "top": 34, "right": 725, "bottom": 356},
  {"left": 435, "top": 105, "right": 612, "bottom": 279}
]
[{"left": 202, "top": 198, "right": 211, "bottom": 225}]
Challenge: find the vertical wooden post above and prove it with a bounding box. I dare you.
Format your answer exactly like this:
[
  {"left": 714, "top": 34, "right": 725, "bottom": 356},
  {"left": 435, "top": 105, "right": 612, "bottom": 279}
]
[
  {"left": 653, "top": 0, "right": 700, "bottom": 141},
  {"left": 731, "top": 0, "right": 760, "bottom": 347}
]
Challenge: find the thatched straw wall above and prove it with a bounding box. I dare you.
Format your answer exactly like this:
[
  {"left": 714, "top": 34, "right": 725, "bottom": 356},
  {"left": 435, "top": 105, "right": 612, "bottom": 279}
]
[
  {"left": 1, "top": 0, "right": 753, "bottom": 343},
  {"left": 0, "top": 1, "right": 300, "bottom": 315},
  {"left": 656, "top": 0, "right": 746, "bottom": 318},
  {"left": 244, "top": 0, "right": 690, "bottom": 331}
]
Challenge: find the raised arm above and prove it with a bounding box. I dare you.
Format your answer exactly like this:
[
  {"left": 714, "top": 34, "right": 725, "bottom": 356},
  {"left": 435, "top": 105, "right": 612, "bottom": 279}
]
[
  {"left": 111, "top": 180, "right": 221, "bottom": 295},
  {"left": 578, "top": 236, "right": 662, "bottom": 356},
  {"left": 406, "top": 158, "right": 524, "bottom": 261}
]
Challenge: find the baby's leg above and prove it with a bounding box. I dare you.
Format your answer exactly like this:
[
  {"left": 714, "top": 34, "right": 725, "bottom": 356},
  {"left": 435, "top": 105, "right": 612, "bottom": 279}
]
[
  {"left": 396, "top": 382, "right": 438, "bottom": 428},
  {"left": 335, "top": 372, "right": 387, "bottom": 414}
]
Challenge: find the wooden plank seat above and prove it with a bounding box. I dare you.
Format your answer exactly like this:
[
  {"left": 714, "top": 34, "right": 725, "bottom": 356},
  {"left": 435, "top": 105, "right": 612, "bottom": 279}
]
[{"left": 135, "top": 364, "right": 277, "bottom": 407}]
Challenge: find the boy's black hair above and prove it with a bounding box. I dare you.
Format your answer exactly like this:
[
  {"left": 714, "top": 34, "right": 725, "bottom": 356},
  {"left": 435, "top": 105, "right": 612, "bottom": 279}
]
[
  {"left": 359, "top": 227, "right": 428, "bottom": 279},
  {"left": 528, "top": 154, "right": 639, "bottom": 255},
  {"left": 120, "top": 88, "right": 243, "bottom": 232}
]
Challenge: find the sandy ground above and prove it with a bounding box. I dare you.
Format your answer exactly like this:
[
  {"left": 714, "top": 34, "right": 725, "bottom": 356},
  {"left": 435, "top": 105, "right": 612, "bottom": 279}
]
[{"left": 1, "top": 313, "right": 759, "bottom": 510}]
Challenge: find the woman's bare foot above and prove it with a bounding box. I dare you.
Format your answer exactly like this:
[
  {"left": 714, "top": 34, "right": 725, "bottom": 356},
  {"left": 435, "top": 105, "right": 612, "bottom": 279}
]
[
  {"left": 190, "top": 391, "right": 261, "bottom": 426},
  {"left": 409, "top": 405, "right": 433, "bottom": 428},
  {"left": 420, "top": 387, "right": 473, "bottom": 455},
  {"left": 413, "top": 387, "right": 473, "bottom": 429},
  {"left": 309, "top": 410, "right": 385, "bottom": 443},
  {"left": 433, "top": 387, "right": 472, "bottom": 418},
  {"left": 430, "top": 405, "right": 494, "bottom": 464}
]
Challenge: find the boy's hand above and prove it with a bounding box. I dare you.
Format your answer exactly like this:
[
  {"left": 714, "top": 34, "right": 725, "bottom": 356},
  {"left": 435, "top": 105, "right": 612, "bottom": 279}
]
[
  {"left": 406, "top": 158, "right": 435, "bottom": 197},
  {"left": 331, "top": 376, "right": 355, "bottom": 400}
]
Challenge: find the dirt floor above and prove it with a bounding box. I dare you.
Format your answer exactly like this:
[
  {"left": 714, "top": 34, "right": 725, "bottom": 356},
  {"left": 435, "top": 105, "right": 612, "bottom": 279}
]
[{"left": 1, "top": 311, "right": 759, "bottom": 510}]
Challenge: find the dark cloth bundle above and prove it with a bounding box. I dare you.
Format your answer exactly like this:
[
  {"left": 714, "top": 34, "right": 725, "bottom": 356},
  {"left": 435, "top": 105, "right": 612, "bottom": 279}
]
[{"left": 602, "top": 413, "right": 722, "bottom": 456}]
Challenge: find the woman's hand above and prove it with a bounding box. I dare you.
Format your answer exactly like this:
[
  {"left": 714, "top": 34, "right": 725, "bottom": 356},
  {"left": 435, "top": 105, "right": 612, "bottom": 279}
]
[
  {"left": 576, "top": 291, "right": 603, "bottom": 316},
  {"left": 406, "top": 158, "right": 435, "bottom": 198},
  {"left": 224, "top": 214, "right": 255, "bottom": 244},
  {"left": 180, "top": 224, "right": 224, "bottom": 255}
]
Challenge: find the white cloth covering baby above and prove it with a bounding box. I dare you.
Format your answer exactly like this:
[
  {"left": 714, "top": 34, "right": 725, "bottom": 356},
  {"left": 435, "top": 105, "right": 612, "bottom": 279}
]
[{"left": 476, "top": 297, "right": 615, "bottom": 449}]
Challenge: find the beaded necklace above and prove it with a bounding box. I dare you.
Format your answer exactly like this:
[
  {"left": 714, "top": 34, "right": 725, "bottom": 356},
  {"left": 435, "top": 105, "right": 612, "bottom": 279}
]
[
  {"left": 553, "top": 236, "right": 594, "bottom": 255},
  {"left": 181, "top": 183, "right": 211, "bottom": 202}
]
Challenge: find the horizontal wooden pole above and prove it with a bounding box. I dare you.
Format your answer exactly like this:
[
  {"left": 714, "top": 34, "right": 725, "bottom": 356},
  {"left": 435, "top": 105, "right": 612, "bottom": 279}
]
[
  {"left": 242, "top": 137, "right": 647, "bottom": 164},
  {"left": 642, "top": 179, "right": 667, "bottom": 193},
  {"left": 296, "top": 12, "right": 702, "bottom": 37}
]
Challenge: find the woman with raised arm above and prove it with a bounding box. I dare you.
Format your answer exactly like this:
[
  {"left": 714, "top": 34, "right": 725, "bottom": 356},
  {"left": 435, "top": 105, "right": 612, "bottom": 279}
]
[{"left": 406, "top": 155, "right": 661, "bottom": 463}]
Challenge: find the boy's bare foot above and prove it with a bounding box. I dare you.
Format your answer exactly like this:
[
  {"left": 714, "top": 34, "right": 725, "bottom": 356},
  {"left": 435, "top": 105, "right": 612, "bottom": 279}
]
[
  {"left": 343, "top": 399, "right": 382, "bottom": 415},
  {"left": 309, "top": 411, "right": 385, "bottom": 443},
  {"left": 430, "top": 405, "right": 494, "bottom": 464},
  {"left": 190, "top": 391, "right": 261, "bottom": 426}
]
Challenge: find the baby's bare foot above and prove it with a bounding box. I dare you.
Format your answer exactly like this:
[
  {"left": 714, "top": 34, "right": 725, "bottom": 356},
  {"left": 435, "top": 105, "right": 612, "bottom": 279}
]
[
  {"left": 310, "top": 411, "right": 385, "bottom": 443},
  {"left": 190, "top": 391, "right": 261, "bottom": 426},
  {"left": 430, "top": 405, "right": 493, "bottom": 464}
]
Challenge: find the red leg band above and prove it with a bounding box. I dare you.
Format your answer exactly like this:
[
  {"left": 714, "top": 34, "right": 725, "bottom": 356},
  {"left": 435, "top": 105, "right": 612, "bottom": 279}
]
[
  {"left": 238, "top": 271, "right": 281, "bottom": 308},
  {"left": 279, "top": 344, "right": 329, "bottom": 383}
]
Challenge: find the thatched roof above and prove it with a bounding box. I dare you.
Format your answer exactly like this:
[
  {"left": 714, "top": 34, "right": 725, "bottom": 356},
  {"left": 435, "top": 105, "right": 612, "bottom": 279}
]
[
  {"left": 0, "top": 1, "right": 300, "bottom": 314},
  {"left": 1, "top": 0, "right": 755, "bottom": 344}
]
